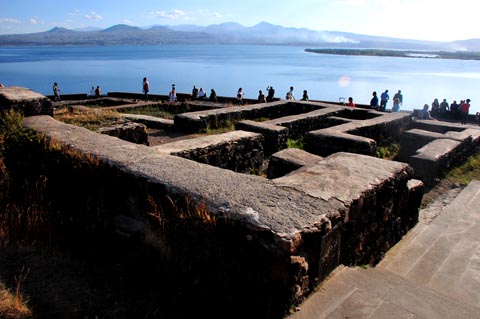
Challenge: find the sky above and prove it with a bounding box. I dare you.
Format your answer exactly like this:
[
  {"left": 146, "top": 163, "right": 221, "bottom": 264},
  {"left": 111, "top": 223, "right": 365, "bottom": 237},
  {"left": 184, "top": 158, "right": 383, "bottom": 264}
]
[{"left": 1, "top": 0, "right": 479, "bottom": 42}]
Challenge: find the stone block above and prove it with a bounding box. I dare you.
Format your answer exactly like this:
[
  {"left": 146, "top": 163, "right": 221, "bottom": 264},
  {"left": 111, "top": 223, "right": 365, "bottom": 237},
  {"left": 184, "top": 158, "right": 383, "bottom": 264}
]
[
  {"left": 235, "top": 119, "right": 289, "bottom": 156},
  {"left": 267, "top": 148, "right": 323, "bottom": 179},
  {"left": 96, "top": 121, "right": 149, "bottom": 146}
]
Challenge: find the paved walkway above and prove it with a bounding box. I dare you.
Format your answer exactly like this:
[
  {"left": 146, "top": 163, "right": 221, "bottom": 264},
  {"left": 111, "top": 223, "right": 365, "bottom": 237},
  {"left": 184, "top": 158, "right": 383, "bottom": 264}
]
[{"left": 288, "top": 180, "right": 480, "bottom": 319}]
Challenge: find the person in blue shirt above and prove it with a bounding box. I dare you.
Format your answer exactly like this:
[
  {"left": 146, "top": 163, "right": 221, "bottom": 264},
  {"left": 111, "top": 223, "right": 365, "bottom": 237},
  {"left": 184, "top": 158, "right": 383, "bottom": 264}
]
[
  {"left": 370, "top": 91, "right": 379, "bottom": 109},
  {"left": 380, "top": 89, "right": 389, "bottom": 111}
]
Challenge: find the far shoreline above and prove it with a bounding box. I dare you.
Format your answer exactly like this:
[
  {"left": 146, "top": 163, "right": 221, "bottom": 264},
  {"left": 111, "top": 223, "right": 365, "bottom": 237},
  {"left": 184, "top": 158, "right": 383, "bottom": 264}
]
[{"left": 305, "top": 48, "right": 480, "bottom": 61}]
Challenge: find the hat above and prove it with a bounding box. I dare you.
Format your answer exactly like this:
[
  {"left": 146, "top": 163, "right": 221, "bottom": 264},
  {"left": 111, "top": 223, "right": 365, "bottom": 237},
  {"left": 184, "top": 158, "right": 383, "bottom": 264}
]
[{"left": 467, "top": 99, "right": 471, "bottom": 102}]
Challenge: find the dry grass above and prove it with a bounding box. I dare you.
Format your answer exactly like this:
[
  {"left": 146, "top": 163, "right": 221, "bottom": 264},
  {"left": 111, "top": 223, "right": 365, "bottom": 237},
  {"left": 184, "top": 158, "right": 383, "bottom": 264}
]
[
  {"left": 0, "top": 270, "right": 32, "bottom": 319},
  {"left": 54, "top": 109, "right": 126, "bottom": 131}
]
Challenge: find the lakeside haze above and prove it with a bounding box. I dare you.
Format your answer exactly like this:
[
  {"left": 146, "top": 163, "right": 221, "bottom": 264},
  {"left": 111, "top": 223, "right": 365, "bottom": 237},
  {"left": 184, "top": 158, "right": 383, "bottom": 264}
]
[{"left": 1, "top": 44, "right": 479, "bottom": 113}]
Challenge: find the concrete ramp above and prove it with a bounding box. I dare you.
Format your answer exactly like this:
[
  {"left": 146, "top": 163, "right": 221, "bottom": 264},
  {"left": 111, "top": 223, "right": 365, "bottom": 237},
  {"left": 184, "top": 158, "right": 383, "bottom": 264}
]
[{"left": 288, "top": 180, "right": 480, "bottom": 319}]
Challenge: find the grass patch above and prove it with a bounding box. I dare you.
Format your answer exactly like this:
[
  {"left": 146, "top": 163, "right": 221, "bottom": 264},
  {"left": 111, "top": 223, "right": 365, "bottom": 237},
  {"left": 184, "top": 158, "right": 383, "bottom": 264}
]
[
  {"left": 120, "top": 105, "right": 174, "bottom": 119},
  {"left": 444, "top": 150, "right": 480, "bottom": 186},
  {"left": 376, "top": 143, "right": 399, "bottom": 160},
  {"left": 55, "top": 110, "right": 126, "bottom": 131},
  {"left": 287, "top": 137, "right": 304, "bottom": 149}
]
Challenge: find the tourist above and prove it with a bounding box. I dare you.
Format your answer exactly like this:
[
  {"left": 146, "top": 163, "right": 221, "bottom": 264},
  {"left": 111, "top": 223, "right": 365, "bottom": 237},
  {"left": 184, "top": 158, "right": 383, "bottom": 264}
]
[
  {"left": 439, "top": 98, "right": 449, "bottom": 113},
  {"left": 192, "top": 85, "right": 199, "bottom": 99},
  {"left": 198, "top": 87, "right": 206, "bottom": 99},
  {"left": 142, "top": 77, "right": 149, "bottom": 102},
  {"left": 209, "top": 89, "right": 217, "bottom": 102},
  {"left": 450, "top": 100, "right": 459, "bottom": 113},
  {"left": 286, "top": 86, "right": 295, "bottom": 100},
  {"left": 53, "top": 82, "right": 60, "bottom": 101},
  {"left": 236, "top": 88, "right": 244, "bottom": 105},
  {"left": 95, "top": 85, "right": 101, "bottom": 96},
  {"left": 392, "top": 96, "right": 401, "bottom": 112},
  {"left": 90, "top": 86, "right": 95, "bottom": 96},
  {"left": 169, "top": 85, "right": 177, "bottom": 102},
  {"left": 370, "top": 91, "right": 378, "bottom": 109},
  {"left": 380, "top": 89, "right": 389, "bottom": 111},
  {"left": 347, "top": 97, "right": 355, "bottom": 107},
  {"left": 431, "top": 98, "right": 440, "bottom": 116},
  {"left": 418, "top": 104, "right": 436, "bottom": 120},
  {"left": 301, "top": 90, "right": 309, "bottom": 101},
  {"left": 266, "top": 86, "right": 275, "bottom": 102},
  {"left": 393, "top": 90, "right": 403, "bottom": 107},
  {"left": 461, "top": 98, "right": 471, "bottom": 124},
  {"left": 258, "top": 90, "right": 266, "bottom": 103}
]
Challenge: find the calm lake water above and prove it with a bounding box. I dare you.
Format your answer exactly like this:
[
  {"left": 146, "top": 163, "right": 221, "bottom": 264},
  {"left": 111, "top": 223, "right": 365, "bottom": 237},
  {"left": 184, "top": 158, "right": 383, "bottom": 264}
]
[{"left": 1, "top": 44, "right": 479, "bottom": 113}]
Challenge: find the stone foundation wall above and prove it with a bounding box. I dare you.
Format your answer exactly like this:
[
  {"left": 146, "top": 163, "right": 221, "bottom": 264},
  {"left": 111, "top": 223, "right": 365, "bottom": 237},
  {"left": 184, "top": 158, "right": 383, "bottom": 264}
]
[
  {"left": 153, "top": 130, "right": 265, "bottom": 173},
  {"left": 18, "top": 116, "right": 422, "bottom": 318}
]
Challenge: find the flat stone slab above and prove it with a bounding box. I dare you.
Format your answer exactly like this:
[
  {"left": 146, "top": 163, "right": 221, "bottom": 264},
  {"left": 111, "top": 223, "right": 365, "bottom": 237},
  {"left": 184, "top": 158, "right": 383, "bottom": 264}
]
[
  {"left": 270, "top": 148, "right": 324, "bottom": 168},
  {"left": 152, "top": 130, "right": 261, "bottom": 154},
  {"left": 121, "top": 113, "right": 174, "bottom": 129},
  {"left": 273, "top": 152, "right": 411, "bottom": 205},
  {"left": 0, "top": 86, "right": 47, "bottom": 102}
]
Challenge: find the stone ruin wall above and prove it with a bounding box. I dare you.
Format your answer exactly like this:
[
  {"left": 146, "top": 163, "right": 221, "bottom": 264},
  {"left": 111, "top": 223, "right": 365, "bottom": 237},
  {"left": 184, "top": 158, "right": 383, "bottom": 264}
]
[{"left": 2, "top": 86, "right": 480, "bottom": 318}]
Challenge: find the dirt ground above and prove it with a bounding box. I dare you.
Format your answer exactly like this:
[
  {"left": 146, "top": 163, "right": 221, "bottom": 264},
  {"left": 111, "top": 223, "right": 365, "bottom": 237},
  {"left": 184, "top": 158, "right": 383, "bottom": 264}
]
[{"left": 418, "top": 178, "right": 463, "bottom": 224}]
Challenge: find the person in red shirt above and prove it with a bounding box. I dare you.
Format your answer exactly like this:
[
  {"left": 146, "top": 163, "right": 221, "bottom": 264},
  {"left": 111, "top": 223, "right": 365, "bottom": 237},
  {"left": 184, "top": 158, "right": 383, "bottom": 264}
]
[
  {"left": 347, "top": 96, "right": 355, "bottom": 107},
  {"left": 461, "top": 98, "right": 471, "bottom": 124}
]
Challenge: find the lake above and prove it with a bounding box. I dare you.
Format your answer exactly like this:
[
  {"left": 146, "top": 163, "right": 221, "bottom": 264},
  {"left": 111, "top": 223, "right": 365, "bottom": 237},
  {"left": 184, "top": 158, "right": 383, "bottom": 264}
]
[{"left": 1, "top": 44, "right": 479, "bottom": 113}]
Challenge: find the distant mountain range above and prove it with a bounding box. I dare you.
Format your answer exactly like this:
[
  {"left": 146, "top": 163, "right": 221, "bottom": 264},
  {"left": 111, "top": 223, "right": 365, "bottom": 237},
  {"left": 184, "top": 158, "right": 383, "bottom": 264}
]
[{"left": 1, "top": 21, "right": 479, "bottom": 51}]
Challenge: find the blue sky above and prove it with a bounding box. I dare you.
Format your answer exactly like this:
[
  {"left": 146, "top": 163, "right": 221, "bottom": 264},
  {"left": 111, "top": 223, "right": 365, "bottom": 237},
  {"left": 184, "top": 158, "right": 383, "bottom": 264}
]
[{"left": 1, "top": 0, "right": 478, "bottom": 41}]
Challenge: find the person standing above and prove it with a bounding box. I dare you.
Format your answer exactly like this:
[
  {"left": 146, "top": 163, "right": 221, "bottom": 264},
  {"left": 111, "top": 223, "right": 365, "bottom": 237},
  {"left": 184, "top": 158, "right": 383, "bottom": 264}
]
[
  {"left": 142, "top": 77, "right": 150, "bottom": 102},
  {"left": 53, "top": 82, "right": 60, "bottom": 102},
  {"left": 236, "top": 88, "right": 244, "bottom": 105},
  {"left": 266, "top": 86, "right": 275, "bottom": 102},
  {"left": 431, "top": 98, "right": 440, "bottom": 117},
  {"left": 393, "top": 90, "right": 403, "bottom": 107},
  {"left": 392, "top": 97, "right": 401, "bottom": 112},
  {"left": 461, "top": 98, "right": 471, "bottom": 124},
  {"left": 169, "top": 85, "right": 177, "bottom": 102},
  {"left": 370, "top": 91, "right": 379, "bottom": 109},
  {"left": 95, "top": 85, "right": 101, "bottom": 96},
  {"left": 440, "top": 98, "right": 449, "bottom": 113},
  {"left": 380, "top": 89, "right": 389, "bottom": 111},
  {"left": 192, "top": 85, "right": 199, "bottom": 99}
]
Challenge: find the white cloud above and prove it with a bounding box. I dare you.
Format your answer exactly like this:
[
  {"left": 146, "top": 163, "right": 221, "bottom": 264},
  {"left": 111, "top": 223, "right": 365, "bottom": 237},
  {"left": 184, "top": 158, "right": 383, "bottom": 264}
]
[
  {"left": 0, "top": 18, "right": 21, "bottom": 24},
  {"left": 151, "top": 9, "right": 186, "bottom": 20},
  {"left": 123, "top": 19, "right": 132, "bottom": 25},
  {"left": 29, "top": 17, "right": 38, "bottom": 25},
  {"left": 85, "top": 11, "right": 103, "bottom": 21}
]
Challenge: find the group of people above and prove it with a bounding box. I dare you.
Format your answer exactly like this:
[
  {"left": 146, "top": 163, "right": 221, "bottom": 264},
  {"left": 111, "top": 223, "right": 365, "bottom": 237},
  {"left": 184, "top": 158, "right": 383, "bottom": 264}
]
[
  {"left": 190, "top": 85, "right": 217, "bottom": 102},
  {"left": 422, "top": 97, "right": 473, "bottom": 124},
  {"left": 367, "top": 89, "right": 403, "bottom": 112},
  {"left": 233, "top": 85, "right": 310, "bottom": 105},
  {"left": 256, "top": 86, "right": 309, "bottom": 103}
]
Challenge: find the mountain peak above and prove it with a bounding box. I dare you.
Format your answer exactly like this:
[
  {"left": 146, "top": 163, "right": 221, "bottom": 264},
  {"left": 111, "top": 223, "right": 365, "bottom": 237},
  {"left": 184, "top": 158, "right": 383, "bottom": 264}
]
[
  {"left": 102, "top": 24, "right": 140, "bottom": 32},
  {"left": 47, "top": 27, "right": 72, "bottom": 33}
]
